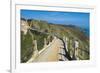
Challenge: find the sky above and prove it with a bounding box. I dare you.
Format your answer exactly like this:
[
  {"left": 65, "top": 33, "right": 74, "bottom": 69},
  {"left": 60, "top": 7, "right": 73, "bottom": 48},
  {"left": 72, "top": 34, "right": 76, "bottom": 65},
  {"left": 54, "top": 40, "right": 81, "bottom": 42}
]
[{"left": 21, "top": 9, "right": 90, "bottom": 29}]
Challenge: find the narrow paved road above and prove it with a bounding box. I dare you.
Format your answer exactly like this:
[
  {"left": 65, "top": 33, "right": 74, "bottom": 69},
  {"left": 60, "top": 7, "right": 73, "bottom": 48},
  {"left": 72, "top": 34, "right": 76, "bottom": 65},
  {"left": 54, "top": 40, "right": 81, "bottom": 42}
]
[{"left": 32, "top": 37, "right": 65, "bottom": 62}]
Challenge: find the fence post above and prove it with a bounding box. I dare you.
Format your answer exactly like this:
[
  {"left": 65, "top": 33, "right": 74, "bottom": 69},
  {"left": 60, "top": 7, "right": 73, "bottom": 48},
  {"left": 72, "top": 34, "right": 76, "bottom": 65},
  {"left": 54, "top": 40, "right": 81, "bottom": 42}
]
[
  {"left": 44, "top": 38, "right": 47, "bottom": 47},
  {"left": 47, "top": 35, "right": 51, "bottom": 44},
  {"left": 33, "top": 40, "right": 38, "bottom": 57},
  {"left": 74, "top": 40, "right": 79, "bottom": 60},
  {"left": 67, "top": 38, "right": 71, "bottom": 57},
  {"left": 71, "top": 39, "right": 74, "bottom": 59},
  {"left": 65, "top": 37, "right": 68, "bottom": 52}
]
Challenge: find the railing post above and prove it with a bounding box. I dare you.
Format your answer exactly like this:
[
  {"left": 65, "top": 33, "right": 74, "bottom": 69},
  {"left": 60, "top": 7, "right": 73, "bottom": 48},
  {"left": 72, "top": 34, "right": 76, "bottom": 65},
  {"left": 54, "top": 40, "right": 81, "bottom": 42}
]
[
  {"left": 44, "top": 38, "right": 47, "bottom": 47},
  {"left": 65, "top": 37, "right": 68, "bottom": 52},
  {"left": 70, "top": 39, "right": 74, "bottom": 59},
  {"left": 74, "top": 40, "right": 79, "bottom": 60},
  {"left": 33, "top": 40, "right": 39, "bottom": 57}
]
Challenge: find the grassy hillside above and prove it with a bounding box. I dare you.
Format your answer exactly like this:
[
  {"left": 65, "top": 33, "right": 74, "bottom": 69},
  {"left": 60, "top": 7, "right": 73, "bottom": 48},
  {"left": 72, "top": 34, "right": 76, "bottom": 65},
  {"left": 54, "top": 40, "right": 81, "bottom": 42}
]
[
  {"left": 21, "top": 18, "right": 89, "bottom": 62},
  {"left": 21, "top": 31, "right": 33, "bottom": 62}
]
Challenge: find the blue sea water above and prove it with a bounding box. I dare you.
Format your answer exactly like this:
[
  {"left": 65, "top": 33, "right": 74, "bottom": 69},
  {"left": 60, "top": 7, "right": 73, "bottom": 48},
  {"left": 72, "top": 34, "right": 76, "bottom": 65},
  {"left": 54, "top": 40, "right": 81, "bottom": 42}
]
[
  {"left": 80, "top": 27, "right": 90, "bottom": 37},
  {"left": 84, "top": 29, "right": 89, "bottom": 37}
]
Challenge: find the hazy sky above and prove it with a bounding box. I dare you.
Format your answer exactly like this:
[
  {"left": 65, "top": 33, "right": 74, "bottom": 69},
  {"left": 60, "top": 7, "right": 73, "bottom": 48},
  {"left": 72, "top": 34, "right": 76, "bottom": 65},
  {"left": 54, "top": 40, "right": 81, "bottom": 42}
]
[{"left": 21, "top": 9, "right": 90, "bottom": 28}]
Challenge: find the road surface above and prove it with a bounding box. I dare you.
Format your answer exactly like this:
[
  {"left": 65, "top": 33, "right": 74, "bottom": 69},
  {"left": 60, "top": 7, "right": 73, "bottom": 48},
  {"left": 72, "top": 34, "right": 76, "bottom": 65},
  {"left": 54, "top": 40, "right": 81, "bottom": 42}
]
[{"left": 32, "top": 37, "right": 67, "bottom": 62}]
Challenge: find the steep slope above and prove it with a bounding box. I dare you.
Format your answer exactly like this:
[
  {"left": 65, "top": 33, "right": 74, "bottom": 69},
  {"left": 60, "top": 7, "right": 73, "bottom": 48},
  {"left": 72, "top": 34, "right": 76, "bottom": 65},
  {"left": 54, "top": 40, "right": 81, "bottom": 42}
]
[{"left": 21, "top": 18, "right": 89, "bottom": 63}]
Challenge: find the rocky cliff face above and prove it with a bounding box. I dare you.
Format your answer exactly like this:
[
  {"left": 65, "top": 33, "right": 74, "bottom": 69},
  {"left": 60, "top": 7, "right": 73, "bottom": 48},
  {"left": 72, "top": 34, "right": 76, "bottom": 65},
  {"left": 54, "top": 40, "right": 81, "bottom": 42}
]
[{"left": 21, "top": 20, "right": 29, "bottom": 35}]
